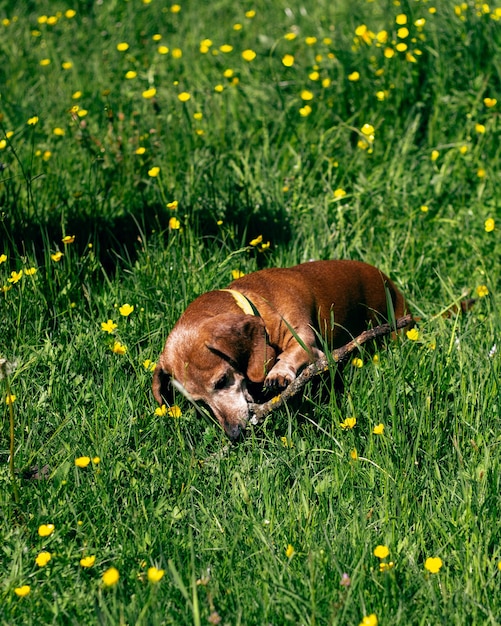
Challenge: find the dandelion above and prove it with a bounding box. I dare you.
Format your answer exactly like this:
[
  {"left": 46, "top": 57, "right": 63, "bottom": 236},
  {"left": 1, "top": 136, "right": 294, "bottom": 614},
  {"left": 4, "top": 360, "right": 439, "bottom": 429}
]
[
  {"left": 242, "top": 49, "right": 256, "bottom": 62},
  {"left": 80, "top": 555, "right": 96, "bottom": 568},
  {"left": 119, "top": 303, "right": 134, "bottom": 317},
  {"left": 282, "top": 54, "right": 294, "bottom": 67},
  {"left": 177, "top": 92, "right": 191, "bottom": 104},
  {"left": 424, "top": 556, "right": 443, "bottom": 573},
  {"left": 155, "top": 404, "right": 168, "bottom": 416},
  {"left": 484, "top": 218, "right": 495, "bottom": 232},
  {"left": 373, "top": 423, "right": 384, "bottom": 435},
  {"left": 373, "top": 545, "right": 390, "bottom": 559},
  {"left": 169, "top": 217, "right": 181, "bottom": 230},
  {"left": 340, "top": 417, "right": 356, "bottom": 429},
  {"left": 214, "top": 84, "right": 224, "bottom": 93},
  {"left": 148, "top": 167, "right": 160, "bottom": 177},
  {"left": 406, "top": 328, "right": 419, "bottom": 341},
  {"left": 101, "top": 320, "right": 117, "bottom": 333},
  {"left": 348, "top": 71, "right": 360, "bottom": 81},
  {"left": 75, "top": 456, "right": 91, "bottom": 468},
  {"left": 359, "top": 614, "right": 378, "bottom": 626},
  {"left": 8, "top": 270, "right": 23, "bottom": 284},
  {"left": 142, "top": 87, "right": 157, "bottom": 99},
  {"left": 147, "top": 566, "right": 165, "bottom": 583},
  {"left": 112, "top": 341, "right": 127, "bottom": 355},
  {"left": 27, "top": 116, "right": 39, "bottom": 125},
  {"left": 62, "top": 235, "right": 75, "bottom": 244},
  {"left": 476, "top": 285, "right": 489, "bottom": 298},
  {"left": 14, "top": 586, "right": 30, "bottom": 597},
  {"left": 102, "top": 566, "right": 120, "bottom": 587},
  {"left": 483, "top": 97, "right": 497, "bottom": 108},
  {"left": 38, "top": 524, "right": 55, "bottom": 537},
  {"left": 285, "top": 544, "right": 295, "bottom": 558},
  {"left": 35, "top": 551, "right": 52, "bottom": 567}
]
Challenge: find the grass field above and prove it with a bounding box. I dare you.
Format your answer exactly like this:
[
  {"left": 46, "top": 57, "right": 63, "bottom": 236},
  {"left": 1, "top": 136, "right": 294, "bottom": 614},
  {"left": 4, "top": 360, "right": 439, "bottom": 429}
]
[{"left": 1, "top": 0, "right": 500, "bottom": 624}]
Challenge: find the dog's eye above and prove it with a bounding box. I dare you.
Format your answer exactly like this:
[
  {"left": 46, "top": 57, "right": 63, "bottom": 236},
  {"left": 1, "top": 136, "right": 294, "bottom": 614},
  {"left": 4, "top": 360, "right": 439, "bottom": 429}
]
[{"left": 214, "top": 374, "right": 230, "bottom": 390}]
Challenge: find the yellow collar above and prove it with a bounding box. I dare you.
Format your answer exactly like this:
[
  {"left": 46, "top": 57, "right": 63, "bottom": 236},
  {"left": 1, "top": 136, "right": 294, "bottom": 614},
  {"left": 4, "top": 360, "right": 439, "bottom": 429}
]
[{"left": 220, "top": 289, "right": 259, "bottom": 316}]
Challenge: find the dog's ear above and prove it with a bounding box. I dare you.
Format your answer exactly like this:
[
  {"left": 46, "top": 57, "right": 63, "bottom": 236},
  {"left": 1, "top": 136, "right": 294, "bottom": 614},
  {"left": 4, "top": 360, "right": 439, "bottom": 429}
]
[
  {"left": 206, "top": 314, "right": 275, "bottom": 384},
  {"left": 152, "top": 364, "right": 175, "bottom": 405}
]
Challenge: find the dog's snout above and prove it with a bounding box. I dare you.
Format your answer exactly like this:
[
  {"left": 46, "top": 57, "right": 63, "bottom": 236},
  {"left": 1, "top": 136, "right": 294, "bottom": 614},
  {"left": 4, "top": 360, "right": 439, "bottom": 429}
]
[{"left": 225, "top": 421, "right": 246, "bottom": 441}]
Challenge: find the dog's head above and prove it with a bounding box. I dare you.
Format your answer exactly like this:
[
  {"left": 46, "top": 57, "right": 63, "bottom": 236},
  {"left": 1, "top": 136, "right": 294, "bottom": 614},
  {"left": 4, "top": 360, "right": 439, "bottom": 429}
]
[{"left": 152, "top": 313, "right": 275, "bottom": 440}]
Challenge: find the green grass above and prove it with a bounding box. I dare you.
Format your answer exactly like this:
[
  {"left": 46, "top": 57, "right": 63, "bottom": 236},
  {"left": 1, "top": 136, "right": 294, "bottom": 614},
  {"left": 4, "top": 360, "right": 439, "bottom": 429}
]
[{"left": 1, "top": 0, "right": 500, "bottom": 624}]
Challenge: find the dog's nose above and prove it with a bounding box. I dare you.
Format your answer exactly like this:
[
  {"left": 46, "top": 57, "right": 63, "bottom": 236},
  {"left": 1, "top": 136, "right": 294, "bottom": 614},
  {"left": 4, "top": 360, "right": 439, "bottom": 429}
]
[{"left": 226, "top": 422, "right": 245, "bottom": 441}]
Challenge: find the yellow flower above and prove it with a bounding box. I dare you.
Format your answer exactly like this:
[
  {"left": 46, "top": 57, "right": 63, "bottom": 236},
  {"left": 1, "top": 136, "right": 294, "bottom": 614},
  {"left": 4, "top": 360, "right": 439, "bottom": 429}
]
[
  {"left": 242, "top": 49, "right": 256, "bottom": 62},
  {"left": 359, "top": 614, "right": 378, "bottom": 626},
  {"left": 14, "top": 585, "right": 30, "bottom": 597},
  {"left": 62, "top": 61, "right": 73, "bottom": 70},
  {"left": 169, "top": 217, "right": 181, "bottom": 230},
  {"left": 101, "top": 320, "right": 117, "bottom": 333},
  {"left": 119, "top": 303, "right": 134, "bottom": 316},
  {"left": 373, "top": 545, "right": 390, "bottom": 559},
  {"left": 214, "top": 84, "right": 224, "bottom": 93},
  {"left": 148, "top": 167, "right": 160, "bottom": 177},
  {"left": 75, "top": 456, "right": 91, "bottom": 468},
  {"left": 397, "top": 26, "right": 409, "bottom": 38},
  {"left": 38, "top": 524, "right": 55, "bottom": 537},
  {"left": 92, "top": 457, "right": 100, "bottom": 465},
  {"left": 380, "top": 561, "right": 395, "bottom": 572},
  {"left": 125, "top": 70, "right": 137, "bottom": 79},
  {"left": 373, "top": 423, "right": 384, "bottom": 435},
  {"left": 171, "top": 4, "right": 181, "bottom": 13},
  {"left": 245, "top": 9, "right": 256, "bottom": 18},
  {"left": 0, "top": 254, "right": 7, "bottom": 264},
  {"left": 116, "top": 42, "right": 129, "bottom": 52},
  {"left": 62, "top": 235, "right": 75, "bottom": 244},
  {"left": 348, "top": 71, "right": 360, "bottom": 81},
  {"left": 35, "top": 551, "right": 52, "bottom": 567},
  {"left": 305, "top": 36, "right": 317, "bottom": 45},
  {"left": 167, "top": 200, "right": 178, "bottom": 210},
  {"left": 477, "top": 168, "right": 486, "bottom": 178},
  {"left": 299, "top": 105, "right": 312, "bottom": 117},
  {"left": 157, "top": 45, "right": 169, "bottom": 55},
  {"left": 396, "top": 42, "right": 408, "bottom": 52},
  {"left": 147, "top": 566, "right": 165, "bottom": 583},
  {"left": 72, "top": 90, "right": 82, "bottom": 99},
  {"left": 65, "top": 9, "right": 76, "bottom": 18},
  {"left": 333, "top": 188, "right": 346, "bottom": 199},
  {"left": 40, "top": 58, "right": 51, "bottom": 66},
  {"left": 167, "top": 405, "right": 182, "bottom": 418},
  {"left": 53, "top": 127, "right": 65, "bottom": 136},
  {"left": 420, "top": 205, "right": 429, "bottom": 212},
  {"left": 142, "top": 87, "right": 157, "bottom": 99},
  {"left": 406, "top": 328, "right": 419, "bottom": 341},
  {"left": 484, "top": 218, "right": 495, "bottom": 232},
  {"left": 172, "top": 48, "right": 182, "bottom": 59},
  {"left": 396, "top": 13, "right": 408, "bottom": 24},
  {"left": 178, "top": 92, "right": 191, "bottom": 102},
  {"left": 352, "top": 357, "right": 363, "bottom": 368},
  {"left": 102, "top": 566, "right": 120, "bottom": 586},
  {"left": 424, "top": 556, "right": 443, "bottom": 573},
  {"left": 249, "top": 235, "right": 263, "bottom": 246},
  {"left": 80, "top": 555, "right": 96, "bottom": 568},
  {"left": 8, "top": 270, "right": 23, "bottom": 284},
  {"left": 231, "top": 269, "right": 245, "bottom": 279},
  {"left": 219, "top": 44, "right": 233, "bottom": 53},
  {"left": 285, "top": 544, "right": 295, "bottom": 558},
  {"left": 135, "top": 147, "right": 146, "bottom": 155},
  {"left": 483, "top": 97, "right": 497, "bottom": 108},
  {"left": 350, "top": 448, "right": 358, "bottom": 460},
  {"left": 361, "top": 123, "right": 375, "bottom": 137},
  {"left": 143, "top": 359, "right": 156, "bottom": 371},
  {"left": 27, "top": 116, "right": 39, "bottom": 125},
  {"left": 340, "top": 417, "right": 356, "bottom": 430},
  {"left": 5, "top": 394, "right": 16, "bottom": 405},
  {"left": 384, "top": 47, "right": 395, "bottom": 58},
  {"left": 155, "top": 404, "right": 168, "bottom": 416},
  {"left": 476, "top": 285, "right": 489, "bottom": 298},
  {"left": 280, "top": 436, "right": 294, "bottom": 448},
  {"left": 284, "top": 32, "right": 297, "bottom": 41},
  {"left": 112, "top": 341, "right": 127, "bottom": 354},
  {"left": 475, "top": 123, "right": 486, "bottom": 134},
  {"left": 300, "top": 90, "right": 314, "bottom": 101},
  {"left": 282, "top": 54, "right": 294, "bottom": 67}
]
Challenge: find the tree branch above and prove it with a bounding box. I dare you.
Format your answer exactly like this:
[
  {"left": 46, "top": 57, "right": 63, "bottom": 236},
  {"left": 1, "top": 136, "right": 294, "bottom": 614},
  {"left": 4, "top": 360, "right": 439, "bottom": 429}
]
[{"left": 248, "top": 314, "right": 413, "bottom": 424}]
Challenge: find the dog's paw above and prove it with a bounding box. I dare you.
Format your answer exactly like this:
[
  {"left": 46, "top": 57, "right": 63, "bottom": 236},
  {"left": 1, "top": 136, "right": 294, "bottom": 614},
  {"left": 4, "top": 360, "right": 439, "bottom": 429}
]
[{"left": 264, "top": 362, "right": 296, "bottom": 389}]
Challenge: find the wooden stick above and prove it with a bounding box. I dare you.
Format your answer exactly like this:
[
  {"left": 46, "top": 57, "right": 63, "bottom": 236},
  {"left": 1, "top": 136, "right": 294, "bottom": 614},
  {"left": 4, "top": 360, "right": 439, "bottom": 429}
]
[{"left": 248, "top": 314, "right": 413, "bottom": 424}]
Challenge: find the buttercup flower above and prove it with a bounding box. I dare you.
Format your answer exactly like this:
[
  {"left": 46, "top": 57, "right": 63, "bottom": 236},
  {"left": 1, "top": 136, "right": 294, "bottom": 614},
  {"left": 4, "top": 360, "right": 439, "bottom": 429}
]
[
  {"left": 348, "top": 71, "right": 360, "bottom": 81},
  {"left": 249, "top": 235, "right": 263, "bottom": 246},
  {"left": 476, "top": 285, "right": 489, "bottom": 298},
  {"left": 148, "top": 166, "right": 160, "bottom": 177},
  {"left": 483, "top": 97, "right": 497, "bottom": 108},
  {"left": 350, "top": 448, "right": 358, "bottom": 460},
  {"left": 431, "top": 150, "right": 439, "bottom": 161},
  {"left": 178, "top": 92, "right": 191, "bottom": 102},
  {"left": 373, "top": 545, "right": 390, "bottom": 559},
  {"left": 167, "top": 405, "right": 182, "bottom": 417},
  {"left": 242, "top": 49, "right": 256, "bottom": 62},
  {"left": 35, "top": 551, "right": 52, "bottom": 567},
  {"left": 5, "top": 394, "right": 16, "bottom": 405},
  {"left": 102, "top": 566, "right": 120, "bottom": 586},
  {"left": 300, "top": 90, "right": 314, "bottom": 101},
  {"left": 62, "top": 235, "right": 75, "bottom": 244},
  {"left": 116, "top": 42, "right": 129, "bottom": 51},
  {"left": 80, "top": 555, "right": 96, "bottom": 568},
  {"left": 299, "top": 105, "right": 312, "bottom": 117},
  {"left": 282, "top": 54, "right": 294, "bottom": 67},
  {"left": 340, "top": 417, "right": 356, "bottom": 429},
  {"left": 143, "top": 359, "right": 156, "bottom": 371},
  {"left": 406, "top": 328, "right": 419, "bottom": 341},
  {"left": 147, "top": 566, "right": 165, "bottom": 583},
  {"left": 424, "top": 556, "right": 443, "bottom": 573},
  {"left": 167, "top": 200, "right": 179, "bottom": 210},
  {"left": 8, "top": 270, "right": 23, "bottom": 284},
  {"left": 101, "top": 320, "right": 117, "bottom": 333},
  {"left": 359, "top": 614, "right": 378, "bottom": 626},
  {"left": 484, "top": 218, "right": 495, "bottom": 232},
  {"left": 142, "top": 87, "right": 157, "bottom": 99},
  {"left": 119, "top": 303, "right": 134, "bottom": 316},
  {"left": 14, "top": 585, "right": 30, "bottom": 597},
  {"left": 169, "top": 217, "right": 181, "bottom": 230},
  {"left": 25, "top": 267, "right": 37, "bottom": 275},
  {"left": 0, "top": 254, "right": 7, "bottom": 264},
  {"left": 38, "top": 524, "right": 55, "bottom": 537},
  {"left": 27, "top": 116, "right": 39, "bottom": 125},
  {"left": 155, "top": 404, "right": 168, "bottom": 416},
  {"left": 232, "top": 269, "right": 245, "bottom": 279},
  {"left": 352, "top": 357, "right": 363, "bottom": 368},
  {"left": 373, "top": 423, "right": 384, "bottom": 435},
  {"left": 333, "top": 188, "right": 346, "bottom": 199},
  {"left": 285, "top": 544, "right": 295, "bottom": 558},
  {"left": 75, "top": 456, "right": 91, "bottom": 468},
  {"left": 51, "top": 251, "right": 63, "bottom": 262},
  {"left": 112, "top": 341, "right": 127, "bottom": 354}
]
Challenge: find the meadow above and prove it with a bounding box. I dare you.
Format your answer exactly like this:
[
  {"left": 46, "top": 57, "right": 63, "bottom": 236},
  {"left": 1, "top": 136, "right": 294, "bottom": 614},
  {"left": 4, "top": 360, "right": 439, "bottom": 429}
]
[{"left": 0, "top": 0, "right": 500, "bottom": 623}]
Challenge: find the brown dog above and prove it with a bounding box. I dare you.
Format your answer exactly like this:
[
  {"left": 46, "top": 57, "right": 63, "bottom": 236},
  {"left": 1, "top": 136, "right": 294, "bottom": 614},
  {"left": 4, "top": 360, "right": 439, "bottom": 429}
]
[{"left": 153, "top": 260, "right": 409, "bottom": 440}]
